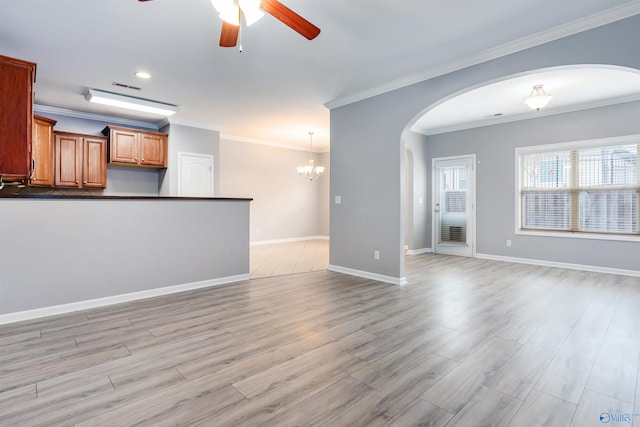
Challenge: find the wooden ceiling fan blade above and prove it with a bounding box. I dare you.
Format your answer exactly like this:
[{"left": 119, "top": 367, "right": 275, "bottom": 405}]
[
  {"left": 260, "top": 0, "right": 320, "bottom": 40},
  {"left": 220, "top": 21, "right": 240, "bottom": 47}
]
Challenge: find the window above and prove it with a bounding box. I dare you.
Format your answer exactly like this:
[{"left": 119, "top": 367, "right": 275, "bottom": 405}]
[{"left": 517, "top": 136, "right": 639, "bottom": 239}]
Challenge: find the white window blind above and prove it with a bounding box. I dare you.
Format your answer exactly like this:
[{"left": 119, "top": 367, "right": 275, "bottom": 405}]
[{"left": 519, "top": 140, "right": 639, "bottom": 237}]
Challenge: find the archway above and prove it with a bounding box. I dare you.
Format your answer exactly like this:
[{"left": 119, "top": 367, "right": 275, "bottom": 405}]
[{"left": 401, "top": 65, "right": 640, "bottom": 261}]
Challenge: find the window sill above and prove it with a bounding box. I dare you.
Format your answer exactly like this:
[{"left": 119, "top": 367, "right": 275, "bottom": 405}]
[{"left": 516, "top": 229, "right": 640, "bottom": 242}]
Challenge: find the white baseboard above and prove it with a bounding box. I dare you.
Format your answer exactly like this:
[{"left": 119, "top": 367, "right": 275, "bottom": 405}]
[
  {"left": 251, "top": 235, "right": 329, "bottom": 246},
  {"left": 406, "top": 247, "right": 433, "bottom": 255},
  {"left": 0, "top": 273, "right": 251, "bottom": 325},
  {"left": 328, "top": 264, "right": 408, "bottom": 286},
  {"left": 475, "top": 253, "right": 640, "bottom": 277}
]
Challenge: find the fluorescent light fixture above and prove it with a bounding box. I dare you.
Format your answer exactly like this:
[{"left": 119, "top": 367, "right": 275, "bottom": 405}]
[{"left": 85, "top": 89, "right": 178, "bottom": 116}]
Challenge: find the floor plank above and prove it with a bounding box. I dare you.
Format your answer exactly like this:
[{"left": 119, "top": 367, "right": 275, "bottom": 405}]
[
  {"left": 444, "top": 386, "right": 521, "bottom": 427},
  {"left": 508, "top": 390, "right": 576, "bottom": 427}
]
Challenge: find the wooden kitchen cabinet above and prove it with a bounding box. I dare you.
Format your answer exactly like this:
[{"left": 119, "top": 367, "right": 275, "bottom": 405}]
[
  {"left": 103, "top": 125, "right": 167, "bottom": 168},
  {"left": 54, "top": 132, "right": 107, "bottom": 188},
  {"left": 139, "top": 132, "right": 166, "bottom": 167},
  {"left": 83, "top": 137, "right": 107, "bottom": 188},
  {"left": 108, "top": 127, "right": 138, "bottom": 165},
  {"left": 30, "top": 115, "right": 57, "bottom": 187},
  {"left": 0, "top": 55, "right": 36, "bottom": 183}
]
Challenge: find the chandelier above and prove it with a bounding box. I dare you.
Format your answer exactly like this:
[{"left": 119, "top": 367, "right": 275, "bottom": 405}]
[
  {"left": 297, "top": 131, "right": 324, "bottom": 180},
  {"left": 524, "top": 84, "right": 553, "bottom": 111}
]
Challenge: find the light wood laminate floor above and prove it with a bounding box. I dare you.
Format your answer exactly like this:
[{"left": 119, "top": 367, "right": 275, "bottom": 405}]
[{"left": 1, "top": 254, "right": 639, "bottom": 426}]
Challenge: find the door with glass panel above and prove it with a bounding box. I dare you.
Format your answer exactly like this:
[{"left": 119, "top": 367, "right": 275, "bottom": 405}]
[{"left": 433, "top": 156, "right": 475, "bottom": 257}]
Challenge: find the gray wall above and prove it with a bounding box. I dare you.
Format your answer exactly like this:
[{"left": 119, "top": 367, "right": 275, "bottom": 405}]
[
  {"left": 330, "top": 16, "right": 640, "bottom": 280},
  {"left": 159, "top": 123, "right": 220, "bottom": 196},
  {"left": 0, "top": 198, "right": 251, "bottom": 315},
  {"left": 404, "top": 130, "right": 430, "bottom": 251},
  {"left": 421, "top": 101, "right": 640, "bottom": 271},
  {"left": 219, "top": 139, "right": 330, "bottom": 242}
]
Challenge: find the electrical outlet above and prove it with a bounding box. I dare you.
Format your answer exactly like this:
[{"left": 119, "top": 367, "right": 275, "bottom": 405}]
[
  {"left": 256, "top": 228, "right": 260, "bottom": 235},
  {"left": 506, "top": 240, "right": 512, "bottom": 247},
  {"left": 335, "top": 196, "right": 342, "bottom": 204},
  {"left": 374, "top": 250, "right": 380, "bottom": 260}
]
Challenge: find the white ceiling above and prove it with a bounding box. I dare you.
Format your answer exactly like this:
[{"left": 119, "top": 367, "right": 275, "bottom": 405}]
[
  {"left": 1, "top": 0, "right": 639, "bottom": 151},
  {"left": 411, "top": 66, "right": 640, "bottom": 135}
]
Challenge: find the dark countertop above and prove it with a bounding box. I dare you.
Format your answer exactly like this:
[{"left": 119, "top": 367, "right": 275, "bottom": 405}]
[{"left": 0, "top": 194, "right": 253, "bottom": 201}]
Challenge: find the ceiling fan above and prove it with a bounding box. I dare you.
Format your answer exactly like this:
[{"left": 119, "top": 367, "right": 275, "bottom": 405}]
[{"left": 139, "top": 0, "right": 320, "bottom": 48}]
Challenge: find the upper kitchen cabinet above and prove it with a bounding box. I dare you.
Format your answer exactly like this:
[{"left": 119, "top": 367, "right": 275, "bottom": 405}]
[
  {"left": 54, "top": 132, "right": 107, "bottom": 189},
  {"left": 103, "top": 125, "right": 167, "bottom": 169},
  {"left": 31, "top": 115, "right": 57, "bottom": 187},
  {"left": 0, "top": 55, "right": 36, "bottom": 183}
]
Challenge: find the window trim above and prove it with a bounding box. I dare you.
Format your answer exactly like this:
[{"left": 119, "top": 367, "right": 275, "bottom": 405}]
[{"left": 515, "top": 134, "right": 640, "bottom": 242}]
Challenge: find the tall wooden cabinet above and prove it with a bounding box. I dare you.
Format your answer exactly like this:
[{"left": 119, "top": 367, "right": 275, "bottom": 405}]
[
  {"left": 54, "top": 132, "right": 107, "bottom": 188},
  {"left": 31, "top": 115, "right": 57, "bottom": 187},
  {"left": 103, "top": 125, "right": 167, "bottom": 168},
  {"left": 0, "top": 55, "right": 36, "bottom": 182}
]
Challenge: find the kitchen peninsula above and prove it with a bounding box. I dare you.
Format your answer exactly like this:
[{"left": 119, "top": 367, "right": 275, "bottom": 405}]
[{"left": 0, "top": 194, "right": 252, "bottom": 323}]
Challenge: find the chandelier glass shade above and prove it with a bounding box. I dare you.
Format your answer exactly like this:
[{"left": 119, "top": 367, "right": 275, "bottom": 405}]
[
  {"left": 524, "top": 84, "right": 553, "bottom": 111},
  {"left": 297, "top": 132, "right": 324, "bottom": 180}
]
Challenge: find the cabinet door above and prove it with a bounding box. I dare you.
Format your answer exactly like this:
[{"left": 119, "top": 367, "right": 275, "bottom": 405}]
[
  {"left": 139, "top": 133, "right": 166, "bottom": 167},
  {"left": 109, "top": 129, "right": 138, "bottom": 165},
  {"left": 83, "top": 137, "right": 107, "bottom": 188},
  {"left": 0, "top": 56, "right": 35, "bottom": 180},
  {"left": 31, "top": 116, "right": 56, "bottom": 186},
  {"left": 55, "top": 134, "right": 82, "bottom": 187}
]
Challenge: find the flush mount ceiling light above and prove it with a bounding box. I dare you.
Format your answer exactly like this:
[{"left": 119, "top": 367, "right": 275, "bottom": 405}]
[
  {"left": 85, "top": 89, "right": 178, "bottom": 116},
  {"left": 524, "top": 84, "right": 553, "bottom": 111},
  {"left": 297, "top": 131, "right": 324, "bottom": 181}
]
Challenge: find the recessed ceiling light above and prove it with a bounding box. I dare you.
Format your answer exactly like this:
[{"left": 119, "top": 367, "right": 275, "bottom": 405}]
[{"left": 135, "top": 71, "right": 151, "bottom": 79}]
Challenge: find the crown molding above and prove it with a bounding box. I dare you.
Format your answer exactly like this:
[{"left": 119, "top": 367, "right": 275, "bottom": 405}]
[
  {"left": 220, "top": 134, "right": 330, "bottom": 153},
  {"left": 419, "top": 93, "right": 640, "bottom": 136},
  {"left": 33, "top": 105, "right": 160, "bottom": 130},
  {"left": 325, "top": 2, "right": 640, "bottom": 109},
  {"left": 163, "top": 117, "right": 222, "bottom": 132}
]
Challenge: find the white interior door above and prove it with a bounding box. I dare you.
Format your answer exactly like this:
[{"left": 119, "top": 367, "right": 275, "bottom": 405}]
[
  {"left": 178, "top": 152, "right": 214, "bottom": 197},
  {"left": 433, "top": 155, "right": 475, "bottom": 257}
]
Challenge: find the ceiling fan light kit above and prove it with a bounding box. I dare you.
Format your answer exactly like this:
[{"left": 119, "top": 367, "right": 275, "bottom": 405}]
[
  {"left": 211, "top": 0, "right": 264, "bottom": 26},
  {"left": 141, "top": 0, "right": 320, "bottom": 49}
]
